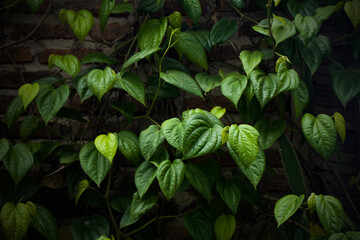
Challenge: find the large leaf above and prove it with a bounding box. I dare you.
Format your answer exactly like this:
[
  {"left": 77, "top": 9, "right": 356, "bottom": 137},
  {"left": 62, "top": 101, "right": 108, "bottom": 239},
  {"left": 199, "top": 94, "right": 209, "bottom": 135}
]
[
  {"left": 48, "top": 54, "right": 81, "bottom": 78},
  {"left": 119, "top": 205, "right": 141, "bottom": 229},
  {"left": 138, "top": 0, "right": 165, "bottom": 13},
  {"left": 161, "top": 118, "right": 184, "bottom": 151},
  {"left": 138, "top": 18, "right": 167, "bottom": 51},
  {"left": 99, "top": 0, "right": 115, "bottom": 33},
  {"left": 185, "top": 163, "right": 212, "bottom": 203},
  {"left": 156, "top": 159, "right": 185, "bottom": 200},
  {"left": 315, "top": 195, "right": 345, "bottom": 235},
  {"left": 195, "top": 73, "right": 221, "bottom": 94},
  {"left": 36, "top": 84, "right": 69, "bottom": 125},
  {"left": 274, "top": 194, "right": 304, "bottom": 227},
  {"left": 94, "top": 133, "right": 117, "bottom": 164},
  {"left": 301, "top": 114, "right": 337, "bottom": 160},
  {"left": 249, "top": 70, "right": 278, "bottom": 108},
  {"left": 220, "top": 72, "right": 248, "bottom": 106},
  {"left": 5, "top": 96, "right": 24, "bottom": 128},
  {"left": 122, "top": 47, "right": 159, "bottom": 71},
  {"left": 31, "top": 204, "right": 58, "bottom": 240},
  {"left": 0, "top": 202, "right": 31, "bottom": 240},
  {"left": 20, "top": 115, "right": 40, "bottom": 141},
  {"left": 180, "top": 0, "right": 201, "bottom": 24},
  {"left": 18, "top": 83, "right": 39, "bottom": 110},
  {"left": 344, "top": 0, "right": 360, "bottom": 29},
  {"left": 3, "top": 144, "right": 34, "bottom": 185},
  {"left": 255, "top": 118, "right": 286, "bottom": 150},
  {"left": 184, "top": 210, "right": 213, "bottom": 240},
  {"left": 59, "top": 9, "right": 94, "bottom": 41},
  {"left": 271, "top": 16, "right": 296, "bottom": 46},
  {"left": 117, "top": 131, "right": 142, "bottom": 166},
  {"left": 217, "top": 178, "right": 241, "bottom": 214},
  {"left": 26, "top": 0, "right": 44, "bottom": 13},
  {"left": 116, "top": 72, "right": 146, "bottom": 106},
  {"left": 210, "top": 18, "right": 238, "bottom": 46},
  {"left": 276, "top": 59, "right": 299, "bottom": 94},
  {"left": 292, "top": 80, "right": 309, "bottom": 118},
  {"left": 130, "top": 191, "right": 158, "bottom": 218},
  {"left": 160, "top": 70, "right": 203, "bottom": 98},
  {"left": 71, "top": 215, "right": 109, "bottom": 240},
  {"left": 314, "top": 5, "right": 337, "bottom": 24},
  {"left": 334, "top": 112, "right": 346, "bottom": 144},
  {"left": 86, "top": 67, "right": 116, "bottom": 102},
  {"left": 214, "top": 215, "right": 236, "bottom": 240},
  {"left": 0, "top": 138, "right": 9, "bottom": 161},
  {"left": 287, "top": 0, "right": 320, "bottom": 17},
  {"left": 294, "top": 14, "right": 320, "bottom": 44},
  {"left": 139, "top": 125, "right": 165, "bottom": 161},
  {"left": 79, "top": 142, "right": 111, "bottom": 187},
  {"left": 239, "top": 50, "right": 264, "bottom": 76},
  {"left": 81, "top": 52, "right": 118, "bottom": 65},
  {"left": 135, "top": 161, "right": 157, "bottom": 198}
]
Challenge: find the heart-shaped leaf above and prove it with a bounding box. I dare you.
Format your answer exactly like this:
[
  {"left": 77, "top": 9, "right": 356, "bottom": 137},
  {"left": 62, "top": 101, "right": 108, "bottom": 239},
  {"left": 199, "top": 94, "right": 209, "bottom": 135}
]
[
  {"left": 180, "top": 0, "right": 201, "bottom": 24},
  {"left": 86, "top": 67, "right": 116, "bottom": 102},
  {"left": 116, "top": 72, "right": 145, "bottom": 106},
  {"left": 0, "top": 202, "right": 31, "bottom": 240},
  {"left": 99, "top": 0, "right": 115, "bottom": 33},
  {"left": 214, "top": 215, "right": 236, "bottom": 240},
  {"left": 185, "top": 163, "right": 212, "bottom": 203},
  {"left": 271, "top": 15, "right": 296, "bottom": 46},
  {"left": 71, "top": 215, "right": 109, "bottom": 240},
  {"left": 20, "top": 115, "right": 40, "bottom": 141},
  {"left": 139, "top": 125, "right": 165, "bottom": 161},
  {"left": 344, "top": 0, "right": 360, "bottom": 29},
  {"left": 301, "top": 113, "right": 336, "bottom": 160},
  {"left": 130, "top": 191, "right": 158, "bottom": 218},
  {"left": 0, "top": 138, "right": 10, "bottom": 162},
  {"left": 331, "top": 68, "right": 360, "bottom": 108},
  {"left": 122, "top": 47, "right": 160, "bottom": 71},
  {"left": 249, "top": 70, "right": 278, "bottom": 108},
  {"left": 294, "top": 14, "right": 320, "bottom": 44},
  {"left": 274, "top": 194, "right": 304, "bottom": 227},
  {"left": 292, "top": 80, "right": 309, "bottom": 118},
  {"left": 161, "top": 118, "right": 184, "bottom": 151},
  {"left": 184, "top": 210, "right": 213, "bottom": 240},
  {"left": 221, "top": 72, "right": 248, "bottom": 106},
  {"left": 135, "top": 161, "right": 157, "bottom": 198},
  {"left": 48, "top": 54, "right": 81, "bottom": 78},
  {"left": 334, "top": 112, "right": 345, "bottom": 144},
  {"left": 117, "top": 131, "right": 142, "bottom": 166},
  {"left": 5, "top": 96, "right": 25, "bottom": 128},
  {"left": 59, "top": 9, "right": 94, "bottom": 41},
  {"left": 210, "top": 106, "right": 226, "bottom": 119},
  {"left": 217, "top": 178, "right": 241, "bottom": 214},
  {"left": 210, "top": 18, "right": 238, "bottom": 46},
  {"left": 239, "top": 50, "right": 264, "bottom": 76},
  {"left": 30, "top": 204, "right": 58, "bottom": 240},
  {"left": 276, "top": 60, "right": 299, "bottom": 94},
  {"left": 18, "top": 83, "right": 39, "bottom": 110},
  {"left": 255, "top": 118, "right": 286, "bottom": 150},
  {"left": 195, "top": 73, "right": 221, "bottom": 94},
  {"left": 94, "top": 133, "right": 117, "bottom": 164},
  {"left": 157, "top": 159, "right": 185, "bottom": 200},
  {"left": 138, "top": 18, "right": 167, "bottom": 51}
]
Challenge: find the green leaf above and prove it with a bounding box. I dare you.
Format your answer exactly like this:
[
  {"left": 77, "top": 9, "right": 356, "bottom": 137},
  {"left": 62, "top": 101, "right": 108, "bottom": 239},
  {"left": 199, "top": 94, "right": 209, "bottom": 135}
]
[
  {"left": 227, "top": 124, "right": 259, "bottom": 169},
  {"left": 239, "top": 50, "right": 264, "bottom": 76},
  {"left": 329, "top": 232, "right": 360, "bottom": 240},
  {"left": 274, "top": 0, "right": 281, "bottom": 7},
  {"left": 130, "top": 191, "right": 158, "bottom": 218},
  {"left": 182, "top": 112, "right": 223, "bottom": 159},
  {"left": 0, "top": 202, "right": 31, "bottom": 240},
  {"left": 249, "top": 70, "right": 278, "bottom": 108},
  {"left": 99, "top": 0, "right": 115, "bottom": 33},
  {"left": 195, "top": 73, "right": 221, "bottom": 94},
  {"left": 292, "top": 80, "right": 309, "bottom": 118},
  {"left": 301, "top": 113, "right": 337, "bottom": 160},
  {"left": 110, "top": 102, "right": 134, "bottom": 124},
  {"left": 139, "top": 125, "right": 165, "bottom": 161},
  {"left": 169, "top": 11, "right": 182, "bottom": 28},
  {"left": 180, "top": 0, "right": 201, "bottom": 24},
  {"left": 160, "top": 70, "right": 203, "bottom": 98},
  {"left": 287, "top": 0, "right": 320, "bottom": 17},
  {"left": 135, "top": 161, "right": 157, "bottom": 198},
  {"left": 156, "top": 159, "right": 185, "bottom": 200},
  {"left": 138, "top": 18, "right": 167, "bottom": 51},
  {"left": 116, "top": 72, "right": 146, "bottom": 106},
  {"left": 138, "top": 0, "right": 164, "bottom": 13},
  {"left": 122, "top": 47, "right": 160, "bottom": 71},
  {"left": 334, "top": 112, "right": 346, "bottom": 144},
  {"left": 36, "top": 84, "right": 70, "bottom": 125},
  {"left": 314, "top": 5, "right": 337, "bottom": 24},
  {"left": 117, "top": 131, "right": 142, "bottom": 166},
  {"left": 110, "top": 195, "right": 131, "bottom": 213},
  {"left": 175, "top": 32, "right": 208, "bottom": 70},
  {"left": 307, "top": 193, "right": 316, "bottom": 214},
  {"left": 81, "top": 52, "right": 118, "bottom": 65},
  {"left": 210, "top": 106, "right": 226, "bottom": 119},
  {"left": 271, "top": 16, "right": 296, "bottom": 46},
  {"left": 59, "top": 9, "right": 94, "bottom": 41},
  {"left": 229, "top": 0, "right": 247, "bottom": 9},
  {"left": 185, "top": 163, "right": 212, "bottom": 203},
  {"left": 79, "top": 142, "right": 111, "bottom": 187},
  {"left": 274, "top": 194, "right": 304, "bottom": 227},
  {"left": 26, "top": 0, "right": 44, "bottom": 13},
  {"left": 161, "top": 118, "right": 184, "bottom": 151},
  {"left": 111, "top": 3, "right": 134, "bottom": 13},
  {"left": 73, "top": 67, "right": 97, "bottom": 103},
  {"left": 217, "top": 178, "right": 241, "bottom": 214},
  {"left": 86, "top": 67, "right": 116, "bottom": 102},
  {"left": 184, "top": 210, "right": 213, "bottom": 240},
  {"left": 119, "top": 205, "right": 141, "bottom": 229},
  {"left": 18, "top": 83, "right": 39, "bottom": 110},
  {"left": 5, "top": 96, "right": 24, "bottom": 128},
  {"left": 149, "top": 146, "right": 169, "bottom": 167},
  {"left": 255, "top": 119, "right": 286, "bottom": 150},
  {"left": 344, "top": 0, "right": 360, "bottom": 29},
  {"left": 94, "top": 133, "right": 117, "bottom": 164},
  {"left": 31, "top": 204, "right": 58, "bottom": 240},
  {"left": 315, "top": 195, "right": 345, "bottom": 235},
  {"left": 221, "top": 72, "right": 248, "bottom": 106},
  {"left": 3, "top": 144, "right": 34, "bottom": 185},
  {"left": 294, "top": 14, "right": 320, "bottom": 44},
  {"left": 0, "top": 138, "right": 9, "bottom": 162},
  {"left": 330, "top": 68, "right": 360, "bottom": 108},
  {"left": 20, "top": 115, "right": 40, "bottom": 141},
  {"left": 210, "top": 18, "right": 238, "bottom": 46},
  {"left": 214, "top": 215, "right": 236, "bottom": 240},
  {"left": 74, "top": 179, "right": 90, "bottom": 205},
  {"left": 192, "top": 30, "right": 212, "bottom": 52},
  {"left": 71, "top": 215, "right": 109, "bottom": 240},
  {"left": 48, "top": 54, "right": 81, "bottom": 78}
]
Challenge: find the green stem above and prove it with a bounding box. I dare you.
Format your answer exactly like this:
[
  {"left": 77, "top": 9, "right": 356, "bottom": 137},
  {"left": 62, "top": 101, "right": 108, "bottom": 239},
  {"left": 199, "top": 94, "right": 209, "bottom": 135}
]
[
  {"left": 266, "top": 0, "right": 273, "bottom": 38},
  {"left": 146, "top": 116, "right": 161, "bottom": 127},
  {"left": 0, "top": 0, "right": 22, "bottom": 10},
  {"left": 332, "top": 28, "right": 360, "bottom": 44},
  {"left": 105, "top": 171, "right": 121, "bottom": 240},
  {"left": 232, "top": 6, "right": 259, "bottom": 24},
  {"left": 327, "top": 56, "right": 345, "bottom": 70}
]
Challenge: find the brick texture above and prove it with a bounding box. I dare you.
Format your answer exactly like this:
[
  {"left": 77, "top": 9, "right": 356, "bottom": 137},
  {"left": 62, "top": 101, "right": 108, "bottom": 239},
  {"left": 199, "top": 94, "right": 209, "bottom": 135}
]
[
  {"left": 0, "top": 48, "right": 33, "bottom": 63},
  {"left": 39, "top": 48, "right": 99, "bottom": 64},
  {"left": 13, "top": 23, "right": 75, "bottom": 40},
  {"left": 90, "top": 23, "right": 132, "bottom": 41}
]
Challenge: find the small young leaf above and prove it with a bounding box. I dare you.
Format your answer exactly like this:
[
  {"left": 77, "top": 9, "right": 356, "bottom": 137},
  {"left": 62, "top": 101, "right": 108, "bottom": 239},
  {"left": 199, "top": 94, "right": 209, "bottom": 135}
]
[
  {"left": 271, "top": 16, "right": 296, "bottom": 46},
  {"left": 116, "top": 72, "right": 146, "bottom": 106},
  {"left": 210, "top": 18, "right": 238, "bottom": 46},
  {"left": 94, "top": 133, "right": 118, "bottom": 164},
  {"left": 157, "top": 159, "right": 185, "bottom": 200},
  {"left": 139, "top": 125, "right": 165, "bottom": 161},
  {"left": 180, "top": 0, "right": 201, "bottom": 24},
  {"left": 71, "top": 215, "right": 109, "bottom": 240},
  {"left": 130, "top": 191, "right": 158, "bottom": 219},
  {"left": 135, "top": 161, "right": 157, "bottom": 198},
  {"left": 220, "top": 72, "right": 248, "bottom": 106},
  {"left": 210, "top": 106, "right": 226, "bottom": 119},
  {"left": 239, "top": 50, "right": 264, "bottom": 76},
  {"left": 217, "top": 178, "right": 241, "bottom": 214},
  {"left": 0, "top": 202, "right": 31, "bottom": 240},
  {"left": 292, "top": 80, "right": 309, "bottom": 118},
  {"left": 169, "top": 11, "right": 182, "bottom": 28},
  {"left": 274, "top": 194, "right": 304, "bottom": 227},
  {"left": 18, "top": 83, "right": 39, "bottom": 110},
  {"left": 138, "top": 18, "right": 167, "bottom": 51},
  {"left": 276, "top": 61, "right": 299, "bottom": 94},
  {"left": 333, "top": 112, "right": 346, "bottom": 144},
  {"left": 48, "top": 54, "right": 81, "bottom": 78},
  {"left": 86, "top": 67, "right": 116, "bottom": 102},
  {"left": 344, "top": 0, "right": 360, "bottom": 29},
  {"left": 117, "top": 131, "right": 142, "bottom": 165},
  {"left": 214, "top": 215, "right": 236, "bottom": 240},
  {"left": 5, "top": 96, "right": 24, "bottom": 128},
  {"left": 307, "top": 193, "right": 316, "bottom": 214}
]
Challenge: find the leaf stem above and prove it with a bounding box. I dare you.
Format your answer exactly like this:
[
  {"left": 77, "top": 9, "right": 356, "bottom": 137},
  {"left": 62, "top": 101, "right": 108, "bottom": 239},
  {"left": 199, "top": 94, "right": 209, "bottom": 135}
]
[
  {"left": 232, "top": 6, "right": 259, "bottom": 24},
  {"left": 105, "top": 170, "right": 121, "bottom": 240}
]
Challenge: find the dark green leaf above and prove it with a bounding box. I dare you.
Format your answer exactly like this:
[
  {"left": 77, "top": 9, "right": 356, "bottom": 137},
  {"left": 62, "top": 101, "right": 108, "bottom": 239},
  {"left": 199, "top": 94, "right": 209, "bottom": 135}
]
[
  {"left": 185, "top": 163, "right": 212, "bottom": 203},
  {"left": 0, "top": 138, "right": 9, "bottom": 162},
  {"left": 116, "top": 72, "right": 146, "bottom": 106},
  {"left": 230, "top": 0, "right": 247, "bottom": 10},
  {"left": 130, "top": 191, "right": 158, "bottom": 218},
  {"left": 31, "top": 204, "right": 58, "bottom": 240},
  {"left": 287, "top": 0, "right": 320, "bottom": 17},
  {"left": 239, "top": 50, "right": 264, "bottom": 76},
  {"left": 110, "top": 195, "right": 131, "bottom": 213},
  {"left": 292, "top": 80, "right": 309, "bottom": 118},
  {"left": 314, "top": 5, "right": 337, "bottom": 24},
  {"left": 71, "top": 215, "right": 109, "bottom": 240},
  {"left": 294, "top": 14, "right": 319, "bottom": 44},
  {"left": 73, "top": 67, "right": 98, "bottom": 102},
  {"left": 344, "top": 0, "right": 360, "bottom": 29},
  {"left": 220, "top": 72, "right": 248, "bottom": 106},
  {"left": 214, "top": 215, "right": 236, "bottom": 240},
  {"left": 111, "top": 3, "right": 134, "bottom": 13},
  {"left": 87, "top": 67, "right": 116, "bottom": 102},
  {"left": 48, "top": 54, "right": 81, "bottom": 78},
  {"left": 161, "top": 118, "right": 184, "bottom": 151},
  {"left": 331, "top": 68, "right": 360, "bottom": 108},
  {"left": 195, "top": 72, "right": 221, "bottom": 94},
  {"left": 198, "top": 158, "right": 221, "bottom": 189},
  {"left": 110, "top": 102, "right": 134, "bottom": 124},
  {"left": 139, "top": 125, "right": 165, "bottom": 161},
  {"left": 334, "top": 112, "right": 345, "bottom": 144},
  {"left": 59, "top": 9, "right": 94, "bottom": 41},
  {"left": 271, "top": 16, "right": 296, "bottom": 46},
  {"left": 135, "top": 161, "right": 157, "bottom": 198},
  {"left": 249, "top": 70, "right": 278, "bottom": 108},
  {"left": 180, "top": 0, "right": 201, "bottom": 24},
  {"left": 276, "top": 60, "right": 299, "bottom": 93},
  {"left": 329, "top": 232, "right": 360, "bottom": 240},
  {"left": 156, "top": 159, "right": 185, "bottom": 200},
  {"left": 210, "top": 18, "right": 238, "bottom": 46},
  {"left": 217, "top": 178, "right": 241, "bottom": 214},
  {"left": 0, "top": 202, "right": 31, "bottom": 240},
  {"left": 99, "top": 0, "right": 115, "bottom": 33},
  {"left": 5, "top": 96, "right": 24, "bottom": 128},
  {"left": 184, "top": 210, "right": 213, "bottom": 240},
  {"left": 119, "top": 205, "right": 141, "bottom": 229},
  {"left": 20, "top": 115, "right": 40, "bottom": 141},
  {"left": 26, "top": 0, "right": 44, "bottom": 13},
  {"left": 138, "top": 0, "right": 165, "bottom": 13},
  {"left": 255, "top": 118, "right": 286, "bottom": 150},
  {"left": 122, "top": 47, "right": 159, "bottom": 71},
  {"left": 81, "top": 52, "right": 118, "bottom": 65},
  {"left": 56, "top": 107, "right": 85, "bottom": 122},
  {"left": 191, "top": 30, "right": 212, "bottom": 52}
]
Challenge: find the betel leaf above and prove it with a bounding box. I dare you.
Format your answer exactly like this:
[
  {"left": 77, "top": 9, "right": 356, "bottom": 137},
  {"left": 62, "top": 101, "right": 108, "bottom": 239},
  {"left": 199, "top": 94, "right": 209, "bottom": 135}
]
[
  {"left": 73, "top": 67, "right": 97, "bottom": 103},
  {"left": 138, "top": 0, "right": 165, "bottom": 13},
  {"left": 110, "top": 195, "right": 130, "bottom": 213},
  {"left": 99, "top": 0, "right": 116, "bottom": 33},
  {"left": 94, "top": 133, "right": 117, "bottom": 164},
  {"left": 71, "top": 215, "right": 109, "bottom": 240},
  {"left": 292, "top": 80, "right": 309, "bottom": 118},
  {"left": 195, "top": 72, "right": 221, "bottom": 94},
  {"left": 287, "top": 0, "right": 320, "bottom": 17},
  {"left": 3, "top": 144, "right": 34, "bottom": 185},
  {"left": 301, "top": 113, "right": 337, "bottom": 160},
  {"left": 81, "top": 52, "right": 118, "bottom": 65},
  {"left": 192, "top": 30, "right": 212, "bottom": 52},
  {"left": 0, "top": 202, "right": 31, "bottom": 240},
  {"left": 216, "top": 178, "right": 241, "bottom": 214},
  {"left": 25, "top": 202, "right": 36, "bottom": 218},
  {"left": 116, "top": 72, "right": 146, "bottom": 106},
  {"left": 169, "top": 11, "right": 182, "bottom": 28},
  {"left": 210, "top": 18, "right": 238, "bottom": 46},
  {"left": 74, "top": 179, "right": 89, "bottom": 205},
  {"left": 329, "top": 232, "right": 360, "bottom": 240},
  {"left": 139, "top": 125, "right": 165, "bottom": 161},
  {"left": 214, "top": 215, "right": 236, "bottom": 240},
  {"left": 149, "top": 146, "right": 169, "bottom": 167},
  {"left": 48, "top": 54, "right": 81, "bottom": 78},
  {"left": 315, "top": 195, "right": 345, "bottom": 235},
  {"left": 122, "top": 47, "right": 160, "bottom": 71},
  {"left": 220, "top": 72, "right": 248, "bottom": 106},
  {"left": 344, "top": 0, "right": 360, "bottom": 29},
  {"left": 274, "top": 194, "right": 304, "bottom": 227},
  {"left": 180, "top": 0, "right": 201, "bottom": 24},
  {"left": 20, "top": 115, "right": 40, "bottom": 141},
  {"left": 26, "top": 0, "right": 44, "bottom": 13},
  {"left": 271, "top": 15, "right": 296, "bottom": 46},
  {"left": 210, "top": 106, "right": 226, "bottom": 119},
  {"left": 138, "top": 18, "right": 167, "bottom": 51},
  {"left": 198, "top": 158, "right": 221, "bottom": 189},
  {"left": 307, "top": 193, "right": 316, "bottom": 214},
  {"left": 185, "top": 163, "right": 212, "bottom": 203},
  {"left": 119, "top": 205, "right": 141, "bottom": 229},
  {"left": 314, "top": 5, "right": 337, "bottom": 24},
  {"left": 276, "top": 60, "right": 299, "bottom": 94},
  {"left": 184, "top": 210, "right": 213, "bottom": 240},
  {"left": 160, "top": 70, "right": 203, "bottom": 98},
  {"left": 239, "top": 50, "right": 264, "bottom": 76},
  {"left": 255, "top": 118, "right": 286, "bottom": 150},
  {"left": 117, "top": 131, "right": 142, "bottom": 166},
  {"left": 111, "top": 3, "right": 133, "bottom": 13},
  {"left": 30, "top": 204, "right": 58, "bottom": 240},
  {"left": 334, "top": 112, "right": 345, "bottom": 144},
  {"left": 294, "top": 14, "right": 320, "bottom": 44},
  {"left": 5, "top": 96, "right": 24, "bottom": 128},
  {"left": 130, "top": 191, "right": 158, "bottom": 218},
  {"left": 36, "top": 84, "right": 69, "bottom": 125},
  {"left": 135, "top": 161, "right": 157, "bottom": 198},
  {"left": 110, "top": 102, "right": 134, "bottom": 124},
  {"left": 79, "top": 142, "right": 110, "bottom": 187},
  {"left": 156, "top": 159, "right": 185, "bottom": 200},
  {"left": 182, "top": 112, "right": 223, "bottom": 159},
  {"left": 249, "top": 70, "right": 278, "bottom": 108},
  {"left": 331, "top": 68, "right": 360, "bottom": 108},
  {"left": 86, "top": 67, "right": 116, "bottom": 102},
  {"left": 161, "top": 118, "right": 184, "bottom": 151},
  {"left": 18, "top": 83, "right": 39, "bottom": 110},
  {"left": 59, "top": 9, "right": 94, "bottom": 41},
  {"left": 174, "top": 32, "right": 208, "bottom": 70},
  {"left": 0, "top": 138, "right": 9, "bottom": 161}
]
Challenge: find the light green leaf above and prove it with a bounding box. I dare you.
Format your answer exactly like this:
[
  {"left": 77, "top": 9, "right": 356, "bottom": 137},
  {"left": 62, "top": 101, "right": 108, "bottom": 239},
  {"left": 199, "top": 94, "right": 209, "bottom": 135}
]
[
  {"left": 0, "top": 202, "right": 31, "bottom": 240},
  {"left": 0, "top": 138, "right": 9, "bottom": 162},
  {"left": 184, "top": 210, "right": 213, "bottom": 240},
  {"left": 220, "top": 72, "right": 248, "bottom": 106},
  {"left": 86, "top": 67, "right": 116, "bottom": 102},
  {"left": 276, "top": 60, "right": 299, "bottom": 94},
  {"left": 111, "top": 3, "right": 134, "bottom": 13},
  {"left": 239, "top": 50, "right": 264, "bottom": 76},
  {"left": 214, "top": 215, "right": 236, "bottom": 240},
  {"left": 210, "top": 18, "right": 238, "bottom": 46},
  {"left": 344, "top": 0, "right": 360, "bottom": 29},
  {"left": 334, "top": 112, "right": 346, "bottom": 144},
  {"left": 116, "top": 72, "right": 146, "bottom": 106},
  {"left": 274, "top": 0, "right": 281, "bottom": 7},
  {"left": 130, "top": 191, "right": 158, "bottom": 218},
  {"left": 59, "top": 9, "right": 94, "bottom": 41},
  {"left": 195, "top": 72, "right": 221, "bottom": 94},
  {"left": 94, "top": 133, "right": 117, "bottom": 164},
  {"left": 135, "top": 161, "right": 158, "bottom": 198},
  {"left": 26, "top": 0, "right": 44, "bottom": 13},
  {"left": 210, "top": 106, "right": 226, "bottom": 119},
  {"left": 139, "top": 125, "right": 165, "bottom": 161},
  {"left": 30, "top": 204, "right": 58, "bottom": 240},
  {"left": 122, "top": 47, "right": 160, "bottom": 71},
  {"left": 249, "top": 70, "right": 278, "bottom": 108},
  {"left": 157, "top": 159, "right": 185, "bottom": 200},
  {"left": 36, "top": 84, "right": 70, "bottom": 125},
  {"left": 169, "top": 11, "right": 182, "bottom": 28},
  {"left": 217, "top": 178, "right": 241, "bottom": 214},
  {"left": 271, "top": 16, "right": 296, "bottom": 46},
  {"left": 99, "top": 0, "right": 116, "bottom": 33},
  {"left": 48, "top": 54, "right": 81, "bottom": 78},
  {"left": 160, "top": 70, "right": 203, "bottom": 98},
  {"left": 18, "top": 83, "right": 39, "bottom": 110},
  {"left": 180, "top": 0, "right": 201, "bottom": 24},
  {"left": 117, "top": 131, "right": 142, "bottom": 166},
  {"left": 294, "top": 14, "right": 320, "bottom": 44},
  {"left": 255, "top": 119, "right": 286, "bottom": 150},
  {"left": 307, "top": 193, "right": 316, "bottom": 214},
  {"left": 185, "top": 163, "right": 212, "bottom": 203},
  {"left": 274, "top": 194, "right": 304, "bottom": 227},
  {"left": 5, "top": 96, "right": 24, "bottom": 128},
  {"left": 161, "top": 118, "right": 184, "bottom": 151},
  {"left": 79, "top": 142, "right": 110, "bottom": 187},
  {"left": 74, "top": 179, "right": 89, "bottom": 205},
  {"left": 71, "top": 215, "right": 109, "bottom": 240},
  {"left": 331, "top": 68, "right": 360, "bottom": 108},
  {"left": 138, "top": 18, "right": 167, "bottom": 51},
  {"left": 292, "top": 80, "right": 309, "bottom": 118},
  {"left": 81, "top": 52, "right": 118, "bottom": 65},
  {"left": 314, "top": 5, "right": 337, "bottom": 24},
  {"left": 20, "top": 115, "right": 40, "bottom": 141},
  {"left": 302, "top": 113, "right": 337, "bottom": 160}
]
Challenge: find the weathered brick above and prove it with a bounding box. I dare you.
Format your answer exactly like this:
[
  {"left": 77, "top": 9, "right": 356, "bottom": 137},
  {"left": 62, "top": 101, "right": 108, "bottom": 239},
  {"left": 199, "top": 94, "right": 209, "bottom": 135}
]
[
  {"left": 219, "top": 0, "right": 232, "bottom": 11},
  {"left": 4, "top": 0, "right": 50, "bottom": 14},
  {"left": 0, "top": 48, "right": 33, "bottom": 64},
  {"left": 0, "top": 71, "right": 61, "bottom": 89},
  {"left": 63, "top": 0, "right": 127, "bottom": 14},
  {"left": 39, "top": 48, "right": 99, "bottom": 64},
  {"left": 0, "top": 95, "right": 14, "bottom": 114},
  {"left": 209, "top": 45, "right": 239, "bottom": 60},
  {"left": 13, "top": 22, "right": 74, "bottom": 40},
  {"left": 90, "top": 23, "right": 132, "bottom": 41}
]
